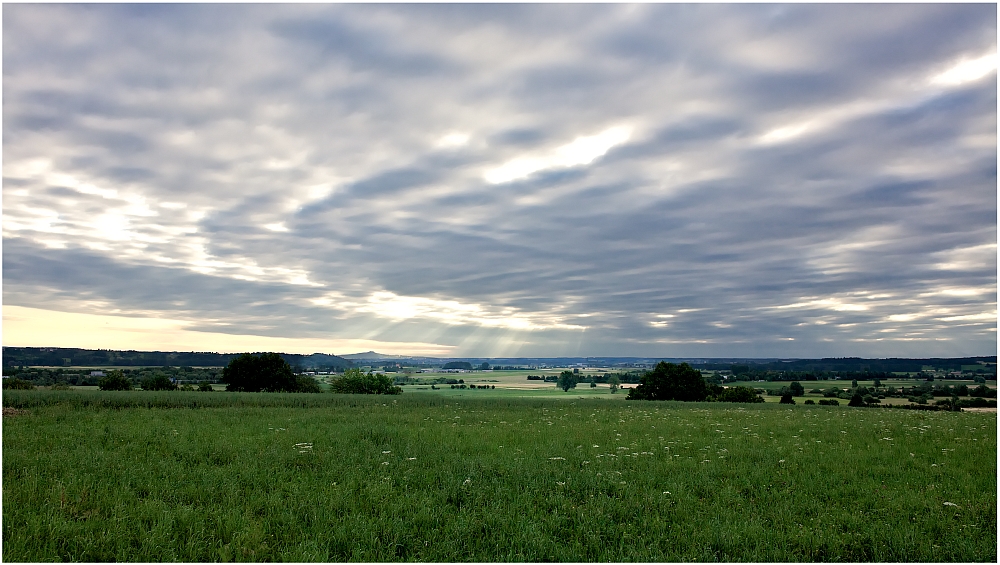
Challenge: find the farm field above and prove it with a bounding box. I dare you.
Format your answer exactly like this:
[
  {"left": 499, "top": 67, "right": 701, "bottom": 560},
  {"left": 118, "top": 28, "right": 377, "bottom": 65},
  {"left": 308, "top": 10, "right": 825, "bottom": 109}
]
[{"left": 3, "top": 390, "right": 996, "bottom": 562}]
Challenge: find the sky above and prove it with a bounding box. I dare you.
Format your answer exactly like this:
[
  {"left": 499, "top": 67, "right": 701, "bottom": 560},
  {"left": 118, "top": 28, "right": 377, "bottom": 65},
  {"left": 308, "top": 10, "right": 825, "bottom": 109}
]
[{"left": 2, "top": 3, "right": 997, "bottom": 359}]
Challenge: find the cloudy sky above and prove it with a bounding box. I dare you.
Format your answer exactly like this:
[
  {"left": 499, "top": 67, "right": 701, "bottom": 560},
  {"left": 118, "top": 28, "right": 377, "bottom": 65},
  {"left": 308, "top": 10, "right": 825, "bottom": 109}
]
[{"left": 3, "top": 3, "right": 996, "bottom": 358}]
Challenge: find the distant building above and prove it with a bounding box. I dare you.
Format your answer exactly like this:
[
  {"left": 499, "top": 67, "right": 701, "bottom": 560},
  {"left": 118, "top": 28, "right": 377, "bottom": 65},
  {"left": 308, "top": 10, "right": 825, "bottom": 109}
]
[{"left": 90, "top": 371, "right": 105, "bottom": 377}]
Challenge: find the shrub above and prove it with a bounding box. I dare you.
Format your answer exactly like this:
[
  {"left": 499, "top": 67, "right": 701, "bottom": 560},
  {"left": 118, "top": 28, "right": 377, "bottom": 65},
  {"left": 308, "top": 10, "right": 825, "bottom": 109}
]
[
  {"left": 779, "top": 394, "right": 795, "bottom": 405},
  {"left": 330, "top": 368, "right": 401, "bottom": 395},
  {"left": 848, "top": 393, "right": 865, "bottom": 407},
  {"left": 789, "top": 381, "right": 805, "bottom": 396},
  {"left": 98, "top": 370, "right": 133, "bottom": 391},
  {"left": 50, "top": 382, "right": 72, "bottom": 390},
  {"left": 818, "top": 399, "right": 840, "bottom": 406},
  {"left": 3, "top": 378, "right": 36, "bottom": 390},
  {"left": 804, "top": 399, "right": 815, "bottom": 405},
  {"left": 198, "top": 381, "right": 214, "bottom": 392}
]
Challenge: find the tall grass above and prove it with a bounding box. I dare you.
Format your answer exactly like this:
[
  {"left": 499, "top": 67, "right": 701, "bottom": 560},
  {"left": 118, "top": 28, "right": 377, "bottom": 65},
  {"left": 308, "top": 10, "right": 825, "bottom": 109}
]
[{"left": 3, "top": 391, "right": 995, "bottom": 561}]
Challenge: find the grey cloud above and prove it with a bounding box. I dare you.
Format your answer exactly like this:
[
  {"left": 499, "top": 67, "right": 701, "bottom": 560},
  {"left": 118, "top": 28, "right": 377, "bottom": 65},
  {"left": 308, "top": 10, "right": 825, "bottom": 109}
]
[{"left": 3, "top": 3, "right": 995, "bottom": 357}]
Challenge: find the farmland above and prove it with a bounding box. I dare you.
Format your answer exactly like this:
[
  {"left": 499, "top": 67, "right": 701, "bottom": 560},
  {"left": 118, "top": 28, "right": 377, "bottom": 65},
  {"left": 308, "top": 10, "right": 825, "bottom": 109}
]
[{"left": 3, "top": 390, "right": 996, "bottom": 561}]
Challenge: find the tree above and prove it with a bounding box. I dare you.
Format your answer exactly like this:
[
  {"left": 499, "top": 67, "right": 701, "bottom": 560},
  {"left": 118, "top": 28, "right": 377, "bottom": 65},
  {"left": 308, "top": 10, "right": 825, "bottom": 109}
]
[
  {"left": 557, "top": 370, "right": 578, "bottom": 392},
  {"left": 330, "top": 368, "right": 401, "bottom": 395},
  {"left": 479, "top": 362, "right": 490, "bottom": 370},
  {"left": 607, "top": 374, "right": 621, "bottom": 394},
  {"left": 851, "top": 379, "right": 859, "bottom": 388},
  {"left": 848, "top": 393, "right": 865, "bottom": 407},
  {"left": 222, "top": 353, "right": 297, "bottom": 392},
  {"left": 872, "top": 378, "right": 882, "bottom": 388},
  {"left": 627, "top": 362, "right": 707, "bottom": 402},
  {"left": 295, "top": 375, "right": 323, "bottom": 393},
  {"left": 197, "top": 381, "right": 214, "bottom": 392},
  {"left": 141, "top": 374, "right": 177, "bottom": 391},
  {"left": 590, "top": 377, "right": 597, "bottom": 388},
  {"left": 716, "top": 386, "right": 764, "bottom": 403},
  {"left": 789, "top": 381, "right": 805, "bottom": 397},
  {"left": 98, "top": 370, "right": 132, "bottom": 391},
  {"left": 2, "top": 378, "right": 36, "bottom": 390},
  {"left": 779, "top": 394, "right": 795, "bottom": 404}
]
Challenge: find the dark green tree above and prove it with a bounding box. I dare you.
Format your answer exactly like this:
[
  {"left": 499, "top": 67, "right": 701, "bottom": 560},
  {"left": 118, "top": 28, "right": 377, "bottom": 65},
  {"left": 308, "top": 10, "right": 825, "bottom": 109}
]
[
  {"left": 607, "top": 374, "right": 621, "bottom": 394},
  {"left": 222, "top": 353, "right": 297, "bottom": 392},
  {"left": 779, "top": 394, "right": 795, "bottom": 404},
  {"left": 716, "top": 385, "right": 765, "bottom": 403},
  {"left": 627, "top": 362, "right": 707, "bottom": 401},
  {"left": 557, "top": 370, "right": 578, "bottom": 392},
  {"left": 197, "top": 381, "right": 214, "bottom": 392},
  {"left": 789, "top": 381, "right": 805, "bottom": 396},
  {"left": 848, "top": 393, "right": 866, "bottom": 407},
  {"left": 295, "top": 375, "right": 323, "bottom": 393},
  {"left": 2, "top": 378, "right": 36, "bottom": 390},
  {"left": 141, "top": 374, "right": 177, "bottom": 391},
  {"left": 330, "top": 368, "right": 401, "bottom": 395},
  {"left": 98, "top": 370, "right": 132, "bottom": 391}
]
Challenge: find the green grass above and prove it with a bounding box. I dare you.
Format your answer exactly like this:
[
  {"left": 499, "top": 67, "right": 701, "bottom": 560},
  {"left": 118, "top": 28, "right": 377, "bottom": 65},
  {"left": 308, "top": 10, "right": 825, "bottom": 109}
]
[{"left": 3, "top": 390, "right": 996, "bottom": 561}]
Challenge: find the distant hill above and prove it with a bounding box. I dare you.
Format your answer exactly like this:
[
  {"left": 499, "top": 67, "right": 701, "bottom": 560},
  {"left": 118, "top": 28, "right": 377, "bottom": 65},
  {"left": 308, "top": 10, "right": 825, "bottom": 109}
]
[
  {"left": 1, "top": 347, "right": 353, "bottom": 370},
  {"left": 341, "top": 351, "right": 407, "bottom": 360}
]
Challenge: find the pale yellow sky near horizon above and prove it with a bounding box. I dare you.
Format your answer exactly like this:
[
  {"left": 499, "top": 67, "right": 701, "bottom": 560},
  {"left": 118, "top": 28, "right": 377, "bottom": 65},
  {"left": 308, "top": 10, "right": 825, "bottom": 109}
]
[{"left": 1, "top": 305, "right": 455, "bottom": 356}]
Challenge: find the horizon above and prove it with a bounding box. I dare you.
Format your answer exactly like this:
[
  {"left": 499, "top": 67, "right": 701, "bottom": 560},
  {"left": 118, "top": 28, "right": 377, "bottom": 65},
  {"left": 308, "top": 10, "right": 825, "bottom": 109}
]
[
  {"left": 3, "top": 4, "right": 996, "bottom": 358},
  {"left": 3, "top": 344, "right": 996, "bottom": 364}
]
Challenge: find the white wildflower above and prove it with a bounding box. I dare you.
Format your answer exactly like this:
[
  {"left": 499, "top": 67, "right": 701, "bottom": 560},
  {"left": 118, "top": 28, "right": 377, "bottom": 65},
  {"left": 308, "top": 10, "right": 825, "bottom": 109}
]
[
  {"left": 943, "top": 502, "right": 959, "bottom": 507},
  {"left": 549, "top": 456, "right": 565, "bottom": 460}
]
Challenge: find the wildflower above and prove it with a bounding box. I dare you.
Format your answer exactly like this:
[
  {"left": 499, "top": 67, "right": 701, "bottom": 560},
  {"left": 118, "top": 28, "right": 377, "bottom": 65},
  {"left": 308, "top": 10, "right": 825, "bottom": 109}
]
[
  {"left": 381, "top": 462, "right": 389, "bottom": 465},
  {"left": 593, "top": 445, "right": 599, "bottom": 448},
  {"left": 407, "top": 457, "right": 416, "bottom": 461},
  {"left": 549, "top": 456, "right": 566, "bottom": 460},
  {"left": 778, "top": 459, "right": 785, "bottom": 464},
  {"left": 463, "top": 478, "right": 471, "bottom": 485},
  {"left": 556, "top": 481, "right": 566, "bottom": 486},
  {"left": 663, "top": 491, "right": 671, "bottom": 495},
  {"left": 944, "top": 502, "right": 959, "bottom": 507},
  {"left": 382, "top": 450, "right": 391, "bottom": 454}
]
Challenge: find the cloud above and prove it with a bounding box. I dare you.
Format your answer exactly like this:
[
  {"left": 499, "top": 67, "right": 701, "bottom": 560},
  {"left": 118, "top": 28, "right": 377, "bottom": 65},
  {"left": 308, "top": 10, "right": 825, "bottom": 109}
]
[{"left": 2, "top": 3, "right": 995, "bottom": 357}]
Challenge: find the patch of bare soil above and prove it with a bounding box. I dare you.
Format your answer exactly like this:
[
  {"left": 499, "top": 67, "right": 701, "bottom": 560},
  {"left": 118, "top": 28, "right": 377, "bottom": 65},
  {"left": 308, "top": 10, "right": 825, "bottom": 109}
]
[
  {"left": 2, "top": 407, "right": 29, "bottom": 417},
  {"left": 962, "top": 407, "right": 997, "bottom": 413}
]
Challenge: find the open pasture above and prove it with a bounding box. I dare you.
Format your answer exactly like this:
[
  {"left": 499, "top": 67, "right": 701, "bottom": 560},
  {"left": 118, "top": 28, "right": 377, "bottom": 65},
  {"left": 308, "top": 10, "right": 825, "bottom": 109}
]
[{"left": 3, "top": 390, "right": 996, "bottom": 562}]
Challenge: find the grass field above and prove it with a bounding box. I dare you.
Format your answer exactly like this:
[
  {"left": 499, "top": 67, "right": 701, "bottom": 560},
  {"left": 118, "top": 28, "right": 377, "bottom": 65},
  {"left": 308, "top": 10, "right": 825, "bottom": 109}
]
[{"left": 3, "top": 390, "right": 996, "bottom": 561}]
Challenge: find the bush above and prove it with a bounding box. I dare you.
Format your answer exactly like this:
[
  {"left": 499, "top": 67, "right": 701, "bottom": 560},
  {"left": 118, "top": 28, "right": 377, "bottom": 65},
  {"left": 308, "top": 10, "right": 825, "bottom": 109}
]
[
  {"left": 3, "top": 378, "right": 36, "bottom": 390},
  {"left": 198, "top": 381, "right": 214, "bottom": 392},
  {"left": 818, "top": 399, "right": 840, "bottom": 406},
  {"left": 789, "top": 381, "right": 805, "bottom": 396},
  {"left": 779, "top": 394, "right": 795, "bottom": 404},
  {"left": 50, "top": 382, "right": 72, "bottom": 391},
  {"left": 848, "top": 393, "right": 865, "bottom": 407},
  {"left": 98, "top": 370, "right": 133, "bottom": 391},
  {"left": 329, "top": 368, "right": 401, "bottom": 395},
  {"left": 804, "top": 399, "right": 815, "bottom": 405}
]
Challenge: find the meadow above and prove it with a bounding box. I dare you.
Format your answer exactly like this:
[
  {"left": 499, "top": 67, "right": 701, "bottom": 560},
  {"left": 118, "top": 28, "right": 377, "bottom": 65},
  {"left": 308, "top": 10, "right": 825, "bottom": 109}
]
[{"left": 3, "top": 390, "right": 996, "bottom": 562}]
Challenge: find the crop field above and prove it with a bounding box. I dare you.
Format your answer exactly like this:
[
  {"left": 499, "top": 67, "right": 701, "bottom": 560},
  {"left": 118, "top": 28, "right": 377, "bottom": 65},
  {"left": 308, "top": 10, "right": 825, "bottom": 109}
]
[{"left": 3, "top": 390, "right": 996, "bottom": 562}]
